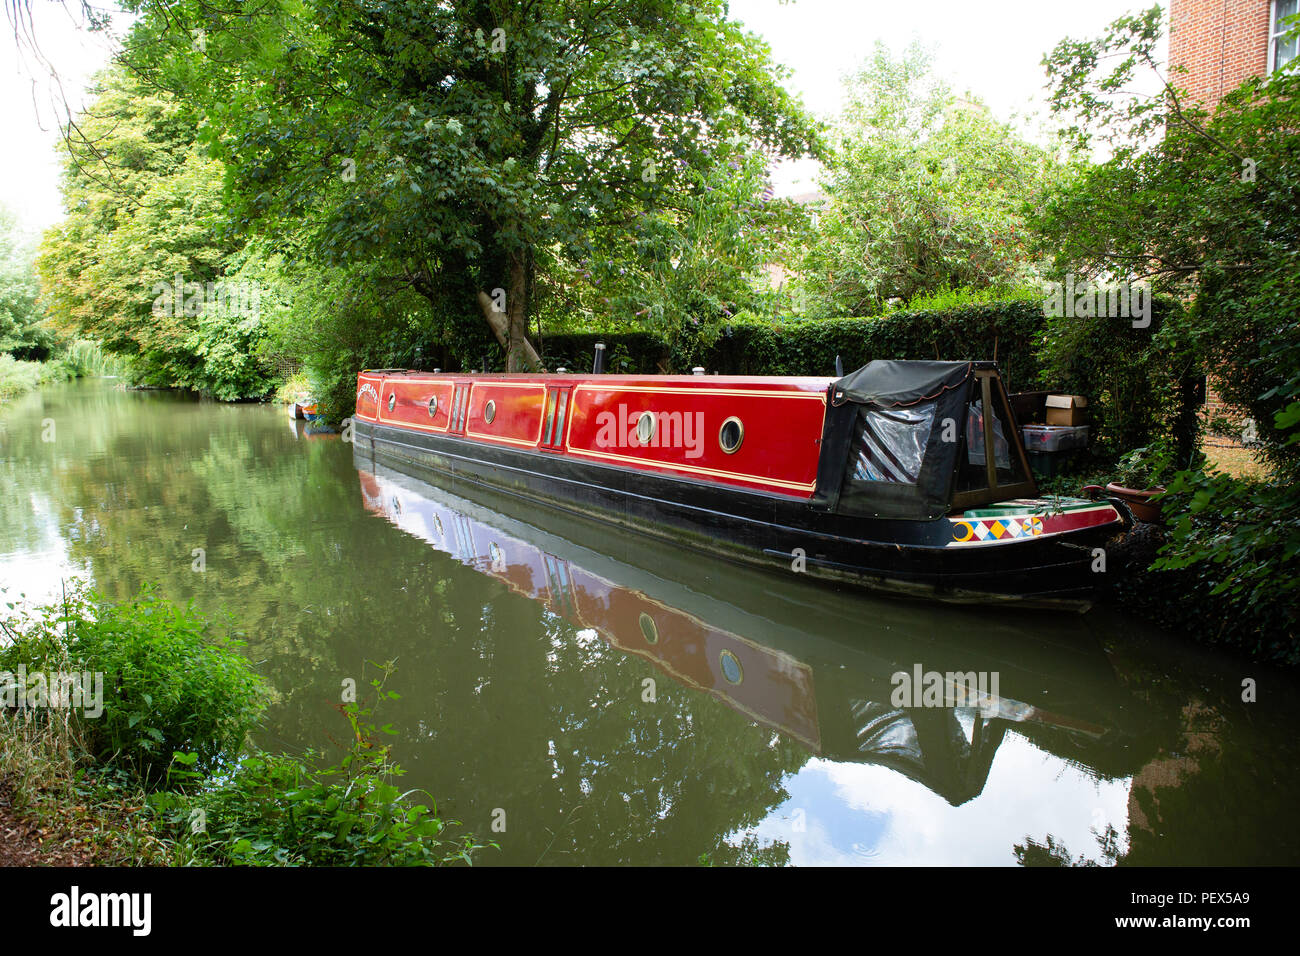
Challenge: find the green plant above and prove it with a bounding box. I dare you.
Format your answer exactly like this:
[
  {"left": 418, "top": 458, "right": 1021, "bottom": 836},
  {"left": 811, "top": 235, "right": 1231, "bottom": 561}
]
[
  {"left": 153, "top": 661, "right": 490, "bottom": 866},
  {"left": 0, "top": 586, "right": 267, "bottom": 788},
  {"left": 0, "top": 354, "right": 43, "bottom": 402},
  {"left": 1111, "top": 443, "right": 1178, "bottom": 490},
  {"left": 797, "top": 43, "right": 1057, "bottom": 316},
  {"left": 1150, "top": 469, "right": 1299, "bottom": 661}
]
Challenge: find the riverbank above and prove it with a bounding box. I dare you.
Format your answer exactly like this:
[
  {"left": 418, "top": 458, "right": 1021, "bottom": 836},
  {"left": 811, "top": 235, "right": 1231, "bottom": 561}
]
[
  {"left": 0, "top": 715, "right": 174, "bottom": 865},
  {"left": 0, "top": 589, "right": 488, "bottom": 866},
  {"left": 0, "top": 345, "right": 124, "bottom": 406},
  {"left": 0, "top": 356, "right": 62, "bottom": 404}
]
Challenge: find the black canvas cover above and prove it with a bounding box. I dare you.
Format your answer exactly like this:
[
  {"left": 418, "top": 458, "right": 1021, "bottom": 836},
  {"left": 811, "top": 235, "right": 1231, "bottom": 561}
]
[
  {"left": 819, "top": 361, "right": 975, "bottom": 520},
  {"left": 832, "top": 360, "right": 973, "bottom": 408}
]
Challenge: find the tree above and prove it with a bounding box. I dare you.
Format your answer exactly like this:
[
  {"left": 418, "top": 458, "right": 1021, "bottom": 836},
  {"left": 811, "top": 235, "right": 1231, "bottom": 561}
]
[
  {"left": 797, "top": 43, "right": 1057, "bottom": 316},
  {"left": 544, "top": 147, "right": 808, "bottom": 337},
  {"left": 0, "top": 204, "right": 51, "bottom": 359},
  {"left": 118, "top": 0, "right": 819, "bottom": 371},
  {"left": 36, "top": 65, "right": 274, "bottom": 396}
]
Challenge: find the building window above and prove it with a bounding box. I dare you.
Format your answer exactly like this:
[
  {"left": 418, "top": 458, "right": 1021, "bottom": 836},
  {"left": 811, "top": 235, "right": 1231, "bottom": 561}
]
[{"left": 1272, "top": 0, "right": 1299, "bottom": 74}]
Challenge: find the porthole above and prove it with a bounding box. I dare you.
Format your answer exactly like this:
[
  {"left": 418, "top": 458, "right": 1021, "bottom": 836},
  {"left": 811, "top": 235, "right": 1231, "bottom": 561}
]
[
  {"left": 636, "top": 411, "right": 656, "bottom": 444},
  {"left": 719, "top": 649, "right": 744, "bottom": 685},
  {"left": 427, "top": 395, "right": 438, "bottom": 418},
  {"left": 387, "top": 392, "right": 397, "bottom": 412},
  {"left": 718, "top": 416, "right": 744, "bottom": 454},
  {"left": 484, "top": 399, "right": 497, "bottom": 424},
  {"left": 638, "top": 611, "right": 659, "bottom": 645}
]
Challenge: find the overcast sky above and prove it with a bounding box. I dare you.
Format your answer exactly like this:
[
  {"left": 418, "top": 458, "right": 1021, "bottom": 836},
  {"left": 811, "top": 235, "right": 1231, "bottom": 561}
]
[{"left": 0, "top": 0, "right": 1165, "bottom": 233}]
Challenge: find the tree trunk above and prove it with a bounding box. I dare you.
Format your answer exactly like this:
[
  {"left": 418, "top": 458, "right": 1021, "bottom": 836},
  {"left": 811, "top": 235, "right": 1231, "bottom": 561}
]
[{"left": 476, "top": 249, "right": 544, "bottom": 372}]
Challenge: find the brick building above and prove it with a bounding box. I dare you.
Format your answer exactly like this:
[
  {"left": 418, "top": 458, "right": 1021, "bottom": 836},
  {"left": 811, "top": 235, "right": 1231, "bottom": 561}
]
[{"left": 1169, "top": 0, "right": 1297, "bottom": 108}]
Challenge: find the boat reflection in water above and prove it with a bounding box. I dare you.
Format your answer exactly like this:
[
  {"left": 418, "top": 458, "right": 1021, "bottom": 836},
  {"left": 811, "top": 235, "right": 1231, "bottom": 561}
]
[{"left": 355, "top": 450, "right": 1157, "bottom": 811}]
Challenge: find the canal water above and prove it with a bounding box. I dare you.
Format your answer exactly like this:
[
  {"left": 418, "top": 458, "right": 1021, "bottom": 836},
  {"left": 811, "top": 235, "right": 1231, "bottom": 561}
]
[{"left": 3, "top": 379, "right": 1298, "bottom": 865}]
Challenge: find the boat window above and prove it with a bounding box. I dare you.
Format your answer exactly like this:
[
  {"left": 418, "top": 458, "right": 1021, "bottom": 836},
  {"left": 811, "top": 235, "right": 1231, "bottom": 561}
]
[
  {"left": 639, "top": 612, "right": 659, "bottom": 644},
  {"left": 553, "top": 389, "right": 570, "bottom": 445},
  {"left": 848, "top": 403, "right": 936, "bottom": 484},
  {"left": 719, "top": 649, "right": 744, "bottom": 685},
  {"left": 989, "top": 389, "right": 1029, "bottom": 486},
  {"left": 427, "top": 395, "right": 438, "bottom": 418},
  {"left": 484, "top": 399, "right": 496, "bottom": 424},
  {"left": 964, "top": 399, "right": 1009, "bottom": 470},
  {"left": 719, "top": 417, "right": 744, "bottom": 454},
  {"left": 542, "top": 391, "right": 557, "bottom": 445},
  {"left": 387, "top": 392, "right": 397, "bottom": 412},
  {"left": 636, "top": 411, "right": 656, "bottom": 444}
]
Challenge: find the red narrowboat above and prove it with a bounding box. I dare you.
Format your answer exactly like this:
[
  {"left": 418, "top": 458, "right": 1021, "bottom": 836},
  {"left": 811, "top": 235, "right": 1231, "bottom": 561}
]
[{"left": 352, "top": 359, "right": 1131, "bottom": 609}]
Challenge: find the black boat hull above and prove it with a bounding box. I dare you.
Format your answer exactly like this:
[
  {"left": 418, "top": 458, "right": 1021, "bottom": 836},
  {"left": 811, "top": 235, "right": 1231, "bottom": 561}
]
[{"left": 354, "top": 419, "right": 1125, "bottom": 610}]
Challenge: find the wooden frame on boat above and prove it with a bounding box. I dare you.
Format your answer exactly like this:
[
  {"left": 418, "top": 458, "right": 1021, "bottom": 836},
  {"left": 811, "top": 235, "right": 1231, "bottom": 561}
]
[{"left": 950, "top": 369, "right": 1039, "bottom": 512}]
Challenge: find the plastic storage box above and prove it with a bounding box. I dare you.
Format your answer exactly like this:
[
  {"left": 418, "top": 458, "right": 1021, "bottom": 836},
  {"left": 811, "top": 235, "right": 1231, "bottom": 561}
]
[{"left": 1021, "top": 425, "right": 1090, "bottom": 453}]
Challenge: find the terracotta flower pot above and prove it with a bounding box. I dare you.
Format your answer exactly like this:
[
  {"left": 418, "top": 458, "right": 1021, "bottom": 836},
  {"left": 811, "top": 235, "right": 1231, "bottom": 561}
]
[{"left": 1104, "top": 482, "right": 1167, "bottom": 524}]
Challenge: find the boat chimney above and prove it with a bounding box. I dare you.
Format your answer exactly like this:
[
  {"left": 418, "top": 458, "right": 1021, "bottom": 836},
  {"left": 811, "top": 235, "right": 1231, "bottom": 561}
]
[{"left": 592, "top": 342, "right": 606, "bottom": 374}]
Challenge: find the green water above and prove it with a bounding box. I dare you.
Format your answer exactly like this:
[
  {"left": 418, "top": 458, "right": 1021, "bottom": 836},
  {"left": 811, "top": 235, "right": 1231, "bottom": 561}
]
[{"left": 2, "top": 379, "right": 1298, "bottom": 865}]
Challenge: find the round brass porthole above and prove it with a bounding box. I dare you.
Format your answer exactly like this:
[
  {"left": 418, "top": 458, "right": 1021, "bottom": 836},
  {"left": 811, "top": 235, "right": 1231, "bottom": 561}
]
[
  {"left": 387, "top": 392, "right": 397, "bottom": 412},
  {"left": 718, "top": 416, "right": 744, "bottom": 454},
  {"left": 636, "top": 411, "right": 656, "bottom": 444},
  {"left": 427, "top": 395, "right": 438, "bottom": 417},
  {"left": 719, "top": 649, "right": 744, "bottom": 685},
  {"left": 484, "top": 399, "right": 497, "bottom": 424},
  {"left": 638, "top": 611, "right": 659, "bottom": 645}
]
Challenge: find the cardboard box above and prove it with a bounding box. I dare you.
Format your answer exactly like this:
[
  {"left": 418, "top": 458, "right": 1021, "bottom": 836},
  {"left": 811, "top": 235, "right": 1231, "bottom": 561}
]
[{"left": 1045, "top": 394, "right": 1088, "bottom": 426}]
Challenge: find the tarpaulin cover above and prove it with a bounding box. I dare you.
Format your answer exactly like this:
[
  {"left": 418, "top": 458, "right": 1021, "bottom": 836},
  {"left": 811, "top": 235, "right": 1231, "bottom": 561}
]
[
  {"left": 819, "top": 361, "right": 976, "bottom": 520},
  {"left": 831, "top": 360, "right": 973, "bottom": 408}
]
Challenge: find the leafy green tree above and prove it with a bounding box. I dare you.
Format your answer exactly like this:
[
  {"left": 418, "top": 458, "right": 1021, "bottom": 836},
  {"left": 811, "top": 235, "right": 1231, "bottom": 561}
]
[
  {"left": 797, "top": 43, "right": 1056, "bottom": 316},
  {"left": 36, "top": 66, "right": 274, "bottom": 397},
  {"left": 0, "top": 204, "right": 52, "bottom": 359},
  {"left": 120, "top": 0, "right": 819, "bottom": 370},
  {"left": 545, "top": 147, "right": 808, "bottom": 339}
]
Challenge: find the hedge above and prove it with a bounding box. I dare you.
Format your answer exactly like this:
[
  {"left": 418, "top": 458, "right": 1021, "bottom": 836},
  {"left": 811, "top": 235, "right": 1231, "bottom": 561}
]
[
  {"left": 545, "top": 301, "right": 1046, "bottom": 388},
  {"left": 540, "top": 298, "right": 1198, "bottom": 468}
]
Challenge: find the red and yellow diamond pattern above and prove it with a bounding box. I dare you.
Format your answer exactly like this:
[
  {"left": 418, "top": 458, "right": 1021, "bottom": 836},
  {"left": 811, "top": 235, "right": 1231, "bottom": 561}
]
[{"left": 951, "top": 515, "right": 1044, "bottom": 543}]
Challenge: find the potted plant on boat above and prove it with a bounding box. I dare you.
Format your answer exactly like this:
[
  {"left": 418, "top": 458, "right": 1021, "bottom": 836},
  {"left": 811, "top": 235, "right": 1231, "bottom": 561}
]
[{"left": 1086, "top": 444, "right": 1175, "bottom": 523}]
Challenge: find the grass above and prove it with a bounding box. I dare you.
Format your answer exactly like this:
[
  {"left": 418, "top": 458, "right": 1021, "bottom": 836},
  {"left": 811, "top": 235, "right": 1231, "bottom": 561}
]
[
  {"left": 0, "top": 354, "right": 47, "bottom": 403},
  {"left": 0, "top": 343, "right": 128, "bottom": 405},
  {"left": 0, "top": 708, "right": 177, "bottom": 865},
  {"left": 1201, "top": 441, "right": 1271, "bottom": 480}
]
